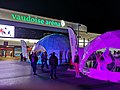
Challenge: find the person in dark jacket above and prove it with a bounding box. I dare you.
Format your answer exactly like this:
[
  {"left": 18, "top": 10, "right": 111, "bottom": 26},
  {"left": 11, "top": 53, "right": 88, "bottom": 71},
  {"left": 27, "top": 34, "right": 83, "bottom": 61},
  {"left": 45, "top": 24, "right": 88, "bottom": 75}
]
[
  {"left": 20, "top": 53, "right": 23, "bottom": 62},
  {"left": 30, "top": 52, "right": 38, "bottom": 75},
  {"left": 29, "top": 52, "right": 33, "bottom": 66},
  {"left": 41, "top": 53, "right": 45, "bottom": 71},
  {"left": 44, "top": 51, "right": 49, "bottom": 69},
  {"left": 49, "top": 52, "right": 58, "bottom": 79}
]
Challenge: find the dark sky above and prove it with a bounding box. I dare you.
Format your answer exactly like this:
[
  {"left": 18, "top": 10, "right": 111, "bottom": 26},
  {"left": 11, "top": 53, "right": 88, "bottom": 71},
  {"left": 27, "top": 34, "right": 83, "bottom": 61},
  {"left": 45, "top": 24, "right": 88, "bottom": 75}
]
[{"left": 0, "top": 0, "right": 120, "bottom": 34}]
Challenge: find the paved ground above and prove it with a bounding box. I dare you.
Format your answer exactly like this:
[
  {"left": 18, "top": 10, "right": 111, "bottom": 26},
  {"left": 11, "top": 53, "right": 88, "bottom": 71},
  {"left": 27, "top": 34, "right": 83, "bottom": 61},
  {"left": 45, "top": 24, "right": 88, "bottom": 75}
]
[{"left": 0, "top": 60, "right": 120, "bottom": 90}]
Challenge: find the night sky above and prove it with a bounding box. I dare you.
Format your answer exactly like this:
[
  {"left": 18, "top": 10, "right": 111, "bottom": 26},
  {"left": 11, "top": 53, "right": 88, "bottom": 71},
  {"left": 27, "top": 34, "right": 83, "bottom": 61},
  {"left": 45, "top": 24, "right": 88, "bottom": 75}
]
[{"left": 0, "top": 0, "right": 120, "bottom": 34}]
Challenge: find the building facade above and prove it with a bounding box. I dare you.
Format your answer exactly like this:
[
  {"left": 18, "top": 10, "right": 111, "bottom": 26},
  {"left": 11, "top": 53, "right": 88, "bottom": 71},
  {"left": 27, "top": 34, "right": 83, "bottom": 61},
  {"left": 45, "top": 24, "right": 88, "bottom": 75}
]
[{"left": 0, "top": 8, "right": 99, "bottom": 60}]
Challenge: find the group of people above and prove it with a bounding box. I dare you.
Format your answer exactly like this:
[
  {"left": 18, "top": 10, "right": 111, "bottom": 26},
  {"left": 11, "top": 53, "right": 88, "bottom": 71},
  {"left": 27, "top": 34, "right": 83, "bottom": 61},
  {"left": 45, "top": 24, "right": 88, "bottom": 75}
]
[
  {"left": 41, "top": 51, "right": 49, "bottom": 71},
  {"left": 28, "top": 50, "right": 81, "bottom": 79},
  {"left": 20, "top": 48, "right": 120, "bottom": 79},
  {"left": 112, "top": 50, "right": 120, "bottom": 72},
  {"left": 29, "top": 51, "right": 58, "bottom": 79},
  {"left": 88, "top": 48, "right": 120, "bottom": 72}
]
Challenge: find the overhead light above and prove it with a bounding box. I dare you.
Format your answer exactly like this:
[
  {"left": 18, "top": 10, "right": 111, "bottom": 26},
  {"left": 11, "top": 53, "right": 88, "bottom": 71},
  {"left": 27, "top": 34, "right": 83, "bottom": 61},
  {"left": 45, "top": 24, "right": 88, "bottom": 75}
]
[{"left": 61, "top": 20, "right": 65, "bottom": 27}]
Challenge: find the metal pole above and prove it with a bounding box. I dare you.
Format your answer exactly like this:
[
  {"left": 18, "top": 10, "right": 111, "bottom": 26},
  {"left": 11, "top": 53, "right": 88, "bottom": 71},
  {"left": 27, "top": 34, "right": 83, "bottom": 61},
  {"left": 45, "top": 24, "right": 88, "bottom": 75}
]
[{"left": 78, "top": 24, "right": 80, "bottom": 47}]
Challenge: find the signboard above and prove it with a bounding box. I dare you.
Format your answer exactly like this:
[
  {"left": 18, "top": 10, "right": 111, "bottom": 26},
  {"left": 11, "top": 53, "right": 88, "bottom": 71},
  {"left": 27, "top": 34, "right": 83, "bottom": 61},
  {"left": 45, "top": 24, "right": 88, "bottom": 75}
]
[
  {"left": 68, "top": 27, "right": 78, "bottom": 63},
  {"left": 0, "top": 24, "right": 15, "bottom": 37},
  {"left": 0, "top": 8, "right": 65, "bottom": 28},
  {"left": 0, "top": 8, "right": 87, "bottom": 32},
  {"left": 21, "top": 40, "right": 28, "bottom": 59}
]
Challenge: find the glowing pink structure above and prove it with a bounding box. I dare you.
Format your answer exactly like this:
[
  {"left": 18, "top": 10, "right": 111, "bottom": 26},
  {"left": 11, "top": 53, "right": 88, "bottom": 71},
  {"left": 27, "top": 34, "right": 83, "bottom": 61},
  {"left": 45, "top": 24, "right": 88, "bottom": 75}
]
[
  {"left": 80, "top": 30, "right": 120, "bottom": 83},
  {"left": 101, "top": 48, "right": 112, "bottom": 71}
]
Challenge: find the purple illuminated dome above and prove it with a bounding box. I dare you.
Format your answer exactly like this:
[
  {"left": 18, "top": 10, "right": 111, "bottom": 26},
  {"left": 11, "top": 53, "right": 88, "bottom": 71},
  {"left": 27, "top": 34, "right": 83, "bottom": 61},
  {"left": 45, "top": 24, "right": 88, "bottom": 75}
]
[{"left": 81, "top": 30, "right": 120, "bottom": 83}]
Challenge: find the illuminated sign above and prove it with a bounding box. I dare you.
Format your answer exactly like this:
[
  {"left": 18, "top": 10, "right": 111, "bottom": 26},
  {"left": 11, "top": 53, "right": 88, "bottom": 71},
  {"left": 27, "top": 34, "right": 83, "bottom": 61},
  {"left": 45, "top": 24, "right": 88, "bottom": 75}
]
[
  {"left": 0, "top": 24, "right": 15, "bottom": 37},
  {"left": 11, "top": 13, "right": 61, "bottom": 27},
  {"left": 0, "top": 8, "right": 66, "bottom": 28}
]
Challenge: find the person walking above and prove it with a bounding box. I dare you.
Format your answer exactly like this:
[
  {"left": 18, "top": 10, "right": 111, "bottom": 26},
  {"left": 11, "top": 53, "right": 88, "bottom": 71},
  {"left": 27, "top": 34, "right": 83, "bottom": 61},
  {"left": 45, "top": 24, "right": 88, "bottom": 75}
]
[
  {"left": 49, "top": 52, "right": 58, "bottom": 79},
  {"left": 30, "top": 52, "right": 38, "bottom": 75},
  {"left": 29, "top": 52, "right": 33, "bottom": 66},
  {"left": 44, "top": 51, "right": 49, "bottom": 69},
  {"left": 20, "top": 53, "right": 23, "bottom": 62}
]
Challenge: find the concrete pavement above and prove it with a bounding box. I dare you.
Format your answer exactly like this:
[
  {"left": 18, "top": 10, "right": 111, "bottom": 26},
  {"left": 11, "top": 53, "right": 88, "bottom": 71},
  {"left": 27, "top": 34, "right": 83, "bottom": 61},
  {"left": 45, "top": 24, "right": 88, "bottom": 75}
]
[{"left": 0, "top": 60, "right": 120, "bottom": 90}]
